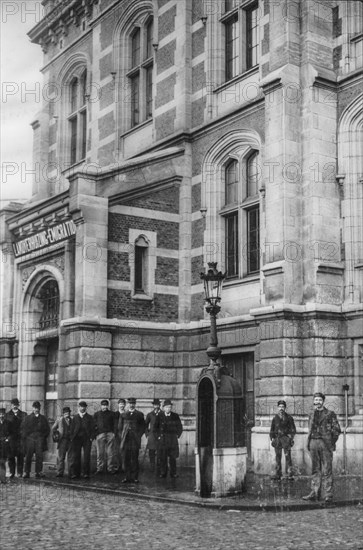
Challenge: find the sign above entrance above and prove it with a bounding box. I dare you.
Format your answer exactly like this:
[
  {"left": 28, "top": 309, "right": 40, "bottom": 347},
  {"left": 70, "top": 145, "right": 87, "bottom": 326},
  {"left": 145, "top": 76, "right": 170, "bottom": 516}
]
[{"left": 12, "top": 220, "right": 76, "bottom": 258}]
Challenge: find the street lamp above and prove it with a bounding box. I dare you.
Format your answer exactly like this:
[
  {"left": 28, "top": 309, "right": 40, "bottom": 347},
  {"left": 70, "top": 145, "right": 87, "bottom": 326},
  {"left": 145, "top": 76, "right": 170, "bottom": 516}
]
[{"left": 200, "top": 262, "right": 226, "bottom": 368}]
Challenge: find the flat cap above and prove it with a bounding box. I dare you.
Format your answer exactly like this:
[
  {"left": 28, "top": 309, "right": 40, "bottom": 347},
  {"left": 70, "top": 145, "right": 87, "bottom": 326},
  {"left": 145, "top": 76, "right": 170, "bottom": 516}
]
[
  {"left": 277, "top": 400, "right": 286, "bottom": 407},
  {"left": 313, "top": 392, "right": 325, "bottom": 401},
  {"left": 62, "top": 407, "right": 71, "bottom": 413},
  {"left": 163, "top": 399, "right": 172, "bottom": 406},
  {"left": 127, "top": 398, "right": 136, "bottom": 404}
]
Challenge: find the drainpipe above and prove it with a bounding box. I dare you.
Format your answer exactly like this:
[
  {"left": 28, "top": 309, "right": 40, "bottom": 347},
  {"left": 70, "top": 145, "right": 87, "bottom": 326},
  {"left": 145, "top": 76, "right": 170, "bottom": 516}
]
[{"left": 342, "top": 384, "right": 349, "bottom": 474}]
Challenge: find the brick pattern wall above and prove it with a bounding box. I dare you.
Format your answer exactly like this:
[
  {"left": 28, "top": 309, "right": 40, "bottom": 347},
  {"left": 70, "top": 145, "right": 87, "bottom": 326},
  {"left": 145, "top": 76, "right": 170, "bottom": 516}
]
[
  {"left": 158, "top": 5, "right": 176, "bottom": 41},
  {"left": 108, "top": 251, "right": 130, "bottom": 280},
  {"left": 107, "top": 289, "right": 179, "bottom": 321},
  {"left": 109, "top": 213, "right": 179, "bottom": 249},
  {"left": 192, "top": 0, "right": 204, "bottom": 24},
  {"left": 98, "top": 111, "right": 115, "bottom": 140},
  {"left": 122, "top": 186, "right": 180, "bottom": 213},
  {"left": 157, "top": 41, "right": 176, "bottom": 74},
  {"left": 155, "top": 74, "right": 176, "bottom": 109},
  {"left": 191, "top": 292, "right": 204, "bottom": 321},
  {"left": 192, "top": 97, "right": 206, "bottom": 128},
  {"left": 100, "top": 81, "right": 115, "bottom": 110},
  {"left": 192, "top": 62, "right": 206, "bottom": 93},
  {"left": 192, "top": 27, "right": 206, "bottom": 59},
  {"left": 191, "top": 218, "right": 204, "bottom": 248},
  {"left": 156, "top": 257, "right": 179, "bottom": 285},
  {"left": 192, "top": 183, "right": 201, "bottom": 213},
  {"left": 191, "top": 255, "right": 203, "bottom": 286},
  {"left": 155, "top": 108, "right": 176, "bottom": 140}
]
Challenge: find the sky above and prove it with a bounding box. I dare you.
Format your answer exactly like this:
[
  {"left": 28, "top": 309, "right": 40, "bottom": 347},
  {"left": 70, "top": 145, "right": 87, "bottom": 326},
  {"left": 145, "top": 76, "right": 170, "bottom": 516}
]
[{"left": 0, "top": 1, "right": 44, "bottom": 205}]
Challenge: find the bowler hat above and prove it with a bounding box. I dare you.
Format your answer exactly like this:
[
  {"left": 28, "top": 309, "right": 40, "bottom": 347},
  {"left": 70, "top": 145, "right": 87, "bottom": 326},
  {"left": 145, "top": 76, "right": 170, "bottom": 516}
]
[
  {"left": 313, "top": 392, "right": 325, "bottom": 401},
  {"left": 101, "top": 400, "right": 109, "bottom": 406},
  {"left": 62, "top": 407, "right": 71, "bottom": 413},
  {"left": 78, "top": 401, "right": 87, "bottom": 408},
  {"left": 163, "top": 399, "right": 172, "bottom": 406},
  {"left": 277, "top": 400, "right": 286, "bottom": 408},
  {"left": 11, "top": 398, "right": 20, "bottom": 406},
  {"left": 128, "top": 398, "right": 136, "bottom": 404},
  {"left": 32, "top": 401, "right": 41, "bottom": 409},
  {"left": 0, "top": 408, "right": 5, "bottom": 414},
  {"left": 118, "top": 399, "right": 126, "bottom": 404},
  {"left": 152, "top": 398, "right": 161, "bottom": 405}
]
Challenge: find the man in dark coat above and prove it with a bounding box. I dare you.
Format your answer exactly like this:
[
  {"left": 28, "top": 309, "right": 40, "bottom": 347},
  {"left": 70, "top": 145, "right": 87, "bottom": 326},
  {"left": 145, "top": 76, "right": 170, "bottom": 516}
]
[
  {"left": 270, "top": 399, "right": 296, "bottom": 481},
  {"left": 93, "top": 399, "right": 117, "bottom": 474},
  {"left": 52, "top": 406, "right": 72, "bottom": 477},
  {"left": 5, "top": 397, "right": 27, "bottom": 478},
  {"left": 69, "top": 401, "right": 95, "bottom": 479},
  {"left": 21, "top": 401, "right": 50, "bottom": 478},
  {"left": 118, "top": 398, "right": 145, "bottom": 483},
  {"left": 156, "top": 399, "right": 183, "bottom": 479},
  {"left": 0, "top": 408, "right": 12, "bottom": 483},
  {"left": 145, "top": 398, "right": 161, "bottom": 473},
  {"left": 303, "top": 392, "right": 341, "bottom": 502}
]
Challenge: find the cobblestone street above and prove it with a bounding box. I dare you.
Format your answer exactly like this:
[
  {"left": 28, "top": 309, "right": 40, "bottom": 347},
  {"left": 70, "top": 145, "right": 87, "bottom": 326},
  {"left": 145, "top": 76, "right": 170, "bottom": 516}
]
[{"left": 1, "top": 482, "right": 362, "bottom": 550}]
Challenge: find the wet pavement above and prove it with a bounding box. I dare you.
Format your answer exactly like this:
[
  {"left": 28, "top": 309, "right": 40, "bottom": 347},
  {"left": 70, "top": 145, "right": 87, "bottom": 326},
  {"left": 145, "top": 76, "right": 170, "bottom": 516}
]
[{"left": 3, "top": 463, "right": 362, "bottom": 512}]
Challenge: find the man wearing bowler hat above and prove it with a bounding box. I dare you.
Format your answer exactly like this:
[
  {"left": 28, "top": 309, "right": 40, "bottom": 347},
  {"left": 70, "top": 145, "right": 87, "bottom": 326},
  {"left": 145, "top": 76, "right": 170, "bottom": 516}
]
[
  {"left": 156, "top": 399, "right": 183, "bottom": 479},
  {"left": 145, "top": 398, "right": 161, "bottom": 473},
  {"left": 5, "top": 397, "right": 27, "bottom": 478},
  {"left": 114, "top": 399, "right": 126, "bottom": 473},
  {"left": 302, "top": 392, "right": 341, "bottom": 502},
  {"left": 69, "top": 401, "right": 95, "bottom": 479},
  {"left": 270, "top": 400, "right": 296, "bottom": 481},
  {"left": 52, "top": 406, "right": 73, "bottom": 477},
  {"left": 118, "top": 398, "right": 145, "bottom": 483},
  {"left": 21, "top": 401, "right": 50, "bottom": 478}
]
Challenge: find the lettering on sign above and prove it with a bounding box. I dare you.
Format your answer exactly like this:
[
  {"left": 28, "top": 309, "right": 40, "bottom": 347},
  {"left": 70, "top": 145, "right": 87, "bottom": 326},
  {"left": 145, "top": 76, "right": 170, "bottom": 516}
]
[{"left": 12, "top": 220, "right": 76, "bottom": 258}]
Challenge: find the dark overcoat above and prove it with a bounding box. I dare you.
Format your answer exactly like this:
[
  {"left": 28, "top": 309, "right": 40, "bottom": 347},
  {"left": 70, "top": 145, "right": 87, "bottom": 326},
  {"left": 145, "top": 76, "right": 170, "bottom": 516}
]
[
  {"left": 21, "top": 413, "right": 50, "bottom": 452},
  {"left": 0, "top": 419, "right": 12, "bottom": 459},
  {"left": 270, "top": 412, "right": 296, "bottom": 448},
  {"left": 5, "top": 409, "right": 27, "bottom": 454},
  {"left": 145, "top": 410, "right": 161, "bottom": 450},
  {"left": 52, "top": 416, "right": 73, "bottom": 448},
  {"left": 118, "top": 410, "right": 145, "bottom": 451},
  {"left": 69, "top": 413, "right": 95, "bottom": 441},
  {"left": 156, "top": 411, "right": 183, "bottom": 456}
]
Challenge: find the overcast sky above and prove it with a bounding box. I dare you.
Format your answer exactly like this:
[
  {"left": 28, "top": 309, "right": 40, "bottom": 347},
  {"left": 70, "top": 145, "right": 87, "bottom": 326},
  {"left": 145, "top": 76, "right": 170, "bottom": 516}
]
[{"left": 1, "top": 1, "right": 44, "bottom": 205}]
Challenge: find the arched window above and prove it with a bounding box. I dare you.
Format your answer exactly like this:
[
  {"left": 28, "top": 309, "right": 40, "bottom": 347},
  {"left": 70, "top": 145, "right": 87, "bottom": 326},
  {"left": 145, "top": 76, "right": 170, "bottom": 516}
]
[
  {"left": 127, "top": 17, "right": 154, "bottom": 128},
  {"left": 68, "top": 69, "right": 87, "bottom": 164},
  {"left": 134, "top": 235, "right": 149, "bottom": 294}
]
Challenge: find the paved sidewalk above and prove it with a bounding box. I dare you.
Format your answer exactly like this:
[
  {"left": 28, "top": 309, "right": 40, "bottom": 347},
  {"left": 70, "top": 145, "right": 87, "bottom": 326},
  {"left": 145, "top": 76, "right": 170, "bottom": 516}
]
[{"left": 4, "top": 465, "right": 363, "bottom": 512}]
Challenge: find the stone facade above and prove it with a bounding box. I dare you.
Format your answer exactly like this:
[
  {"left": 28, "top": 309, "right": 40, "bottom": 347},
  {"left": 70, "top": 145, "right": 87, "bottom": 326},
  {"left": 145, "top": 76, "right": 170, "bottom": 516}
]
[{"left": 0, "top": 0, "right": 362, "bottom": 476}]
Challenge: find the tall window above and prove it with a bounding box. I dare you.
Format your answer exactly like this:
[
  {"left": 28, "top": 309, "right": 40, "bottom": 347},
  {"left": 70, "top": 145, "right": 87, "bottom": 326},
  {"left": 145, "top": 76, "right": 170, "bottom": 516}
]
[
  {"left": 222, "top": 151, "right": 260, "bottom": 278},
  {"left": 222, "top": 1, "right": 260, "bottom": 82},
  {"left": 68, "top": 70, "right": 87, "bottom": 164},
  {"left": 128, "top": 18, "right": 154, "bottom": 128},
  {"left": 134, "top": 236, "right": 149, "bottom": 293}
]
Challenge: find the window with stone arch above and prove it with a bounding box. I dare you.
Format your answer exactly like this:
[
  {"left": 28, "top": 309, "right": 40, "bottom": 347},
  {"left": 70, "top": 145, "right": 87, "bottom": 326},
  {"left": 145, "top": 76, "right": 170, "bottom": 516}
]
[
  {"left": 57, "top": 57, "right": 90, "bottom": 171},
  {"left": 129, "top": 229, "right": 156, "bottom": 301},
  {"left": 114, "top": 5, "right": 155, "bottom": 135},
  {"left": 203, "top": 131, "right": 262, "bottom": 281}
]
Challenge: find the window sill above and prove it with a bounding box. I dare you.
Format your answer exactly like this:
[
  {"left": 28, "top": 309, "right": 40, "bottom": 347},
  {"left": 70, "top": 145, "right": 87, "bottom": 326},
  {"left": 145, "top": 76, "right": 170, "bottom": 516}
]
[
  {"left": 61, "top": 159, "right": 86, "bottom": 176},
  {"left": 120, "top": 118, "right": 153, "bottom": 139},
  {"left": 213, "top": 66, "right": 259, "bottom": 94},
  {"left": 224, "top": 274, "right": 260, "bottom": 288},
  {"left": 132, "top": 292, "right": 153, "bottom": 301}
]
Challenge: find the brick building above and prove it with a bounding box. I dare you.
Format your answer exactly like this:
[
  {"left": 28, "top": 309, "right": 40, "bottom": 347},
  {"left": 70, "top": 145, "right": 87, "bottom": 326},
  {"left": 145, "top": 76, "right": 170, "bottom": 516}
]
[{"left": 1, "top": 0, "right": 362, "bottom": 476}]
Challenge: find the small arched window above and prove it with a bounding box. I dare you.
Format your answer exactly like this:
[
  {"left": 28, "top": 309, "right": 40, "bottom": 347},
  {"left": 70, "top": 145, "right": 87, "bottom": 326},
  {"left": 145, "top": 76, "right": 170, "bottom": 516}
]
[
  {"left": 38, "top": 279, "right": 60, "bottom": 330},
  {"left": 246, "top": 151, "right": 259, "bottom": 198},
  {"left": 134, "top": 235, "right": 149, "bottom": 293}
]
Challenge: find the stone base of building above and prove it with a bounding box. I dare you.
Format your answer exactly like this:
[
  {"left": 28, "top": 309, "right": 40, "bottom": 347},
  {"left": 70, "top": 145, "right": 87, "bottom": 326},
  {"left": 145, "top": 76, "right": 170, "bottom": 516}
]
[{"left": 195, "top": 446, "right": 247, "bottom": 498}]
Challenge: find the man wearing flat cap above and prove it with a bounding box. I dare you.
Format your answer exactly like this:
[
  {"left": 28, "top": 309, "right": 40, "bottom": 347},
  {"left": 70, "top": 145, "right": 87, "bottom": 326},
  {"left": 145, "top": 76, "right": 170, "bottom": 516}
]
[
  {"left": 5, "top": 398, "right": 27, "bottom": 478},
  {"left": 145, "top": 398, "right": 161, "bottom": 473},
  {"left": 117, "top": 398, "right": 145, "bottom": 483},
  {"left": 69, "top": 401, "right": 95, "bottom": 479},
  {"left": 52, "top": 406, "right": 73, "bottom": 477},
  {"left": 270, "top": 400, "right": 296, "bottom": 481},
  {"left": 156, "top": 399, "right": 183, "bottom": 479},
  {"left": 93, "top": 399, "right": 117, "bottom": 474},
  {"left": 114, "top": 399, "right": 127, "bottom": 473},
  {"left": 303, "top": 392, "right": 341, "bottom": 502},
  {"left": 21, "top": 401, "right": 50, "bottom": 478}
]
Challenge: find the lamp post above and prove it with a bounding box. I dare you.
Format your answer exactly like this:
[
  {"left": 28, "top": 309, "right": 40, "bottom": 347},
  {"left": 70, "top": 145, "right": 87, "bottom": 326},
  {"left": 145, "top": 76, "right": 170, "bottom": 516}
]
[{"left": 200, "top": 262, "right": 226, "bottom": 373}]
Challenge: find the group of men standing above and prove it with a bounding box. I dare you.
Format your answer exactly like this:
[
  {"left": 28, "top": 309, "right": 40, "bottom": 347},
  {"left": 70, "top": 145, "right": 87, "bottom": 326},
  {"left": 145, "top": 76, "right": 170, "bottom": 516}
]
[
  {"left": 0, "top": 392, "right": 341, "bottom": 502},
  {"left": 269, "top": 392, "right": 341, "bottom": 503}
]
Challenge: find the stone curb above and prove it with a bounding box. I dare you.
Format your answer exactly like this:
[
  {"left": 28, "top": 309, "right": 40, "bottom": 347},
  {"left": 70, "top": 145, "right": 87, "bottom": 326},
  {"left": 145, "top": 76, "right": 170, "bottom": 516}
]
[{"left": 14, "top": 478, "right": 363, "bottom": 513}]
